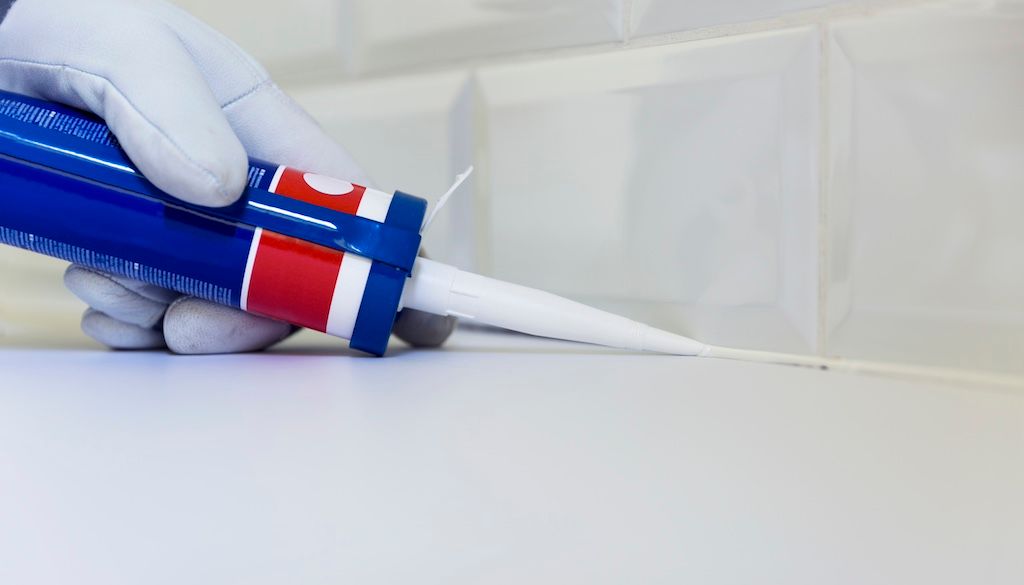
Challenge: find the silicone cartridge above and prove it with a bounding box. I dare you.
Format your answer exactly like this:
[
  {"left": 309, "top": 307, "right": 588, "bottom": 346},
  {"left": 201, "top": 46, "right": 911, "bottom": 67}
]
[
  {"left": 0, "top": 90, "right": 424, "bottom": 356},
  {"left": 0, "top": 89, "right": 708, "bottom": 357}
]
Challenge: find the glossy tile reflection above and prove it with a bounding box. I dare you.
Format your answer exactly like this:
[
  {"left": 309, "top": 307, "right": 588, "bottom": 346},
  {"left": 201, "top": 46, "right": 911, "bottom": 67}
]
[
  {"left": 630, "top": 0, "right": 850, "bottom": 38},
  {"left": 478, "top": 30, "right": 820, "bottom": 352},
  {"left": 827, "top": 2, "right": 1024, "bottom": 373},
  {"left": 340, "top": 0, "right": 623, "bottom": 73},
  {"left": 170, "top": 0, "right": 345, "bottom": 71}
]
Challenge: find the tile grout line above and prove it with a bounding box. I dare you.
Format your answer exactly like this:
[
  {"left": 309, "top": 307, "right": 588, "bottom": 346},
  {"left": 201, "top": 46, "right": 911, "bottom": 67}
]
[
  {"left": 277, "top": 0, "right": 946, "bottom": 88},
  {"left": 621, "top": 0, "right": 634, "bottom": 44},
  {"left": 816, "top": 23, "right": 831, "bottom": 357},
  {"left": 469, "top": 74, "right": 494, "bottom": 276},
  {"left": 616, "top": 0, "right": 944, "bottom": 53}
]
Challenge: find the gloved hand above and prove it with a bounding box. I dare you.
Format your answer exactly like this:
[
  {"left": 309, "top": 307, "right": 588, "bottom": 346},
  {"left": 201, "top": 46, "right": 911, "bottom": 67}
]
[{"left": 0, "top": 0, "right": 455, "bottom": 353}]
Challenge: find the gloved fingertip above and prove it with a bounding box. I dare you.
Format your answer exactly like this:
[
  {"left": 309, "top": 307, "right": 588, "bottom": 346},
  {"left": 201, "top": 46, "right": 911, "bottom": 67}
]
[
  {"left": 64, "top": 265, "right": 169, "bottom": 328},
  {"left": 392, "top": 309, "right": 457, "bottom": 348},
  {"left": 163, "top": 297, "right": 295, "bottom": 354},
  {"left": 81, "top": 309, "right": 166, "bottom": 350},
  {"left": 198, "top": 147, "right": 249, "bottom": 207},
  {"left": 171, "top": 140, "right": 249, "bottom": 208},
  {"left": 121, "top": 110, "right": 250, "bottom": 208}
]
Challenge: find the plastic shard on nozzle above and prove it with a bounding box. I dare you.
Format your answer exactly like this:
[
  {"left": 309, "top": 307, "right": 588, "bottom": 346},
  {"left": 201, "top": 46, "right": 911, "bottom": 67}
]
[{"left": 422, "top": 166, "right": 473, "bottom": 232}]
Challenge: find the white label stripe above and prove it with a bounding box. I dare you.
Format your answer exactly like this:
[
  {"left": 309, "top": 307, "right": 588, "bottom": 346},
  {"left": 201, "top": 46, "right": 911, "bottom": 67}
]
[
  {"left": 356, "top": 188, "right": 394, "bottom": 223},
  {"left": 239, "top": 227, "right": 263, "bottom": 312},
  {"left": 325, "top": 253, "right": 372, "bottom": 340},
  {"left": 268, "top": 165, "right": 286, "bottom": 193}
]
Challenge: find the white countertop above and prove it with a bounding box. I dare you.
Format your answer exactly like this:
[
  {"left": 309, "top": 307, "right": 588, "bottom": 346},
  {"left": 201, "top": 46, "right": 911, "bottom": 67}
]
[{"left": 1, "top": 328, "right": 1021, "bottom": 584}]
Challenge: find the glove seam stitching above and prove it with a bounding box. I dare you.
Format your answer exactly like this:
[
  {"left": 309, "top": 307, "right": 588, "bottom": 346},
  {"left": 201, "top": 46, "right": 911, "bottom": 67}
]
[
  {"left": 163, "top": 19, "right": 268, "bottom": 104},
  {"left": 0, "top": 57, "right": 233, "bottom": 201},
  {"left": 160, "top": 3, "right": 269, "bottom": 88},
  {"left": 221, "top": 78, "right": 273, "bottom": 111},
  {"left": 267, "top": 83, "right": 317, "bottom": 126}
]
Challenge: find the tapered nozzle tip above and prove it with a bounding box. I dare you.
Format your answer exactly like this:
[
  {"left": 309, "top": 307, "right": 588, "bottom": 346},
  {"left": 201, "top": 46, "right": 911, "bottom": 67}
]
[{"left": 638, "top": 325, "right": 710, "bottom": 356}]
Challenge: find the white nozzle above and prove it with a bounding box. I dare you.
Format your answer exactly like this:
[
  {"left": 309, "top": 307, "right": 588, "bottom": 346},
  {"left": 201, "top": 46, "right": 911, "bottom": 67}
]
[{"left": 400, "top": 259, "right": 709, "bottom": 356}]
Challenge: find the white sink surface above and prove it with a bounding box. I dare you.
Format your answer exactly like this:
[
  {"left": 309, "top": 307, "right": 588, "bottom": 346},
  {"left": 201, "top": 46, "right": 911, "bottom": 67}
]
[{"left": 1, "top": 328, "right": 1021, "bottom": 584}]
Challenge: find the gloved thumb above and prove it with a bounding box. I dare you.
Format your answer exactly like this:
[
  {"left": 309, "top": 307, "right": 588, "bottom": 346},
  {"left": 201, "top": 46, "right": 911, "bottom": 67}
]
[{"left": 0, "top": 0, "right": 248, "bottom": 206}]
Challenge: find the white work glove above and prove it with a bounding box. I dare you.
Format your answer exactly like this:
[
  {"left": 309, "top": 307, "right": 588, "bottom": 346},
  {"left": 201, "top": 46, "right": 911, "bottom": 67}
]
[{"left": 0, "top": 0, "right": 455, "bottom": 353}]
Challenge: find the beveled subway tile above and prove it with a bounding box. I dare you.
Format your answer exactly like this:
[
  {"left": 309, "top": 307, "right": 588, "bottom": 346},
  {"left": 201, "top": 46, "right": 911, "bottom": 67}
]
[
  {"left": 287, "top": 72, "right": 478, "bottom": 270},
  {"left": 339, "top": 0, "right": 623, "bottom": 74},
  {"left": 0, "top": 247, "right": 86, "bottom": 344},
  {"left": 827, "top": 2, "right": 1024, "bottom": 373},
  {"left": 477, "top": 29, "right": 820, "bottom": 352},
  {"left": 170, "top": 0, "right": 345, "bottom": 70},
  {"left": 630, "top": 0, "right": 850, "bottom": 38}
]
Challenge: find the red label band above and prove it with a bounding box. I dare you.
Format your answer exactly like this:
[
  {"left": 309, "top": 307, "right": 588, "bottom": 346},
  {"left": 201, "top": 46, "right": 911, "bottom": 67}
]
[
  {"left": 270, "top": 167, "right": 366, "bottom": 214},
  {"left": 244, "top": 230, "right": 344, "bottom": 332},
  {"left": 240, "top": 167, "right": 396, "bottom": 340}
]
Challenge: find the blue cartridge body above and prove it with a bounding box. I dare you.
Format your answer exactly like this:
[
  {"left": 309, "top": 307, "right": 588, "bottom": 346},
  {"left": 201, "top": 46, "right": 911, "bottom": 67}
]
[{"left": 0, "top": 90, "right": 427, "bottom": 356}]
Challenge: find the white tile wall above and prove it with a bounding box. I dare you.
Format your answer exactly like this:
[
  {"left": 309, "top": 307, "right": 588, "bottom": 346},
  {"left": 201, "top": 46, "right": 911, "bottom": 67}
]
[
  {"left": 173, "top": 0, "right": 624, "bottom": 77},
  {"left": 288, "top": 72, "right": 478, "bottom": 270},
  {"left": 0, "top": 247, "right": 87, "bottom": 347},
  {"left": 170, "top": 0, "right": 346, "bottom": 74},
  {"left": 2, "top": 0, "right": 1020, "bottom": 376},
  {"left": 630, "top": 0, "right": 850, "bottom": 38},
  {"left": 826, "top": 2, "right": 1024, "bottom": 374},
  {"left": 477, "top": 29, "right": 820, "bottom": 352},
  {"left": 339, "top": 0, "right": 624, "bottom": 73}
]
